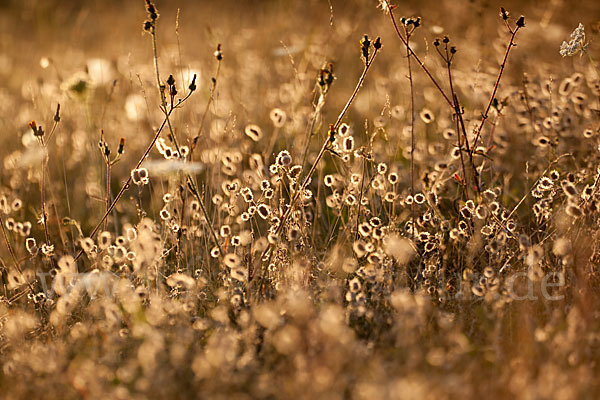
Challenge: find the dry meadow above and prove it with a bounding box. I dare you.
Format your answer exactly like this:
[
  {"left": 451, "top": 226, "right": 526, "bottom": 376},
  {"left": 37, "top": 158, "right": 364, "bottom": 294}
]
[{"left": 1, "top": 0, "right": 600, "bottom": 398}]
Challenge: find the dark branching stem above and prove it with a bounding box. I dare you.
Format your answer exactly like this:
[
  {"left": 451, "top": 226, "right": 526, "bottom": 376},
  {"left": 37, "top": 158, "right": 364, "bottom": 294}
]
[
  {"left": 387, "top": 5, "right": 453, "bottom": 110},
  {"left": 471, "top": 23, "right": 522, "bottom": 153},
  {"left": 442, "top": 43, "right": 469, "bottom": 199}
]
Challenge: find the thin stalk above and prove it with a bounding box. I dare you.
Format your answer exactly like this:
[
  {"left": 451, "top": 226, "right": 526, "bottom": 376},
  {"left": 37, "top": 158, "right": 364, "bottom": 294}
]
[
  {"left": 355, "top": 157, "right": 368, "bottom": 241},
  {"left": 445, "top": 56, "right": 468, "bottom": 199},
  {"left": 192, "top": 59, "right": 222, "bottom": 157},
  {"left": 104, "top": 161, "right": 111, "bottom": 232},
  {"left": 405, "top": 26, "right": 416, "bottom": 239},
  {"left": 39, "top": 113, "right": 60, "bottom": 270},
  {"left": 471, "top": 25, "right": 522, "bottom": 153},
  {"left": 186, "top": 177, "right": 224, "bottom": 257}
]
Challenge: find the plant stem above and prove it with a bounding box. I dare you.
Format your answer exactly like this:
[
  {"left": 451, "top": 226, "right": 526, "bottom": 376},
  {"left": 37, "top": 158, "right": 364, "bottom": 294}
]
[
  {"left": 387, "top": 5, "right": 453, "bottom": 110},
  {"left": 405, "top": 26, "right": 416, "bottom": 240},
  {"left": 471, "top": 25, "right": 522, "bottom": 152}
]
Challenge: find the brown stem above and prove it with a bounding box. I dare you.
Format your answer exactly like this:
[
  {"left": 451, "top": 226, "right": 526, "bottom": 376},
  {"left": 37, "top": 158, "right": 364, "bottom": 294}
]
[
  {"left": 405, "top": 27, "right": 416, "bottom": 239},
  {"left": 471, "top": 26, "right": 521, "bottom": 152},
  {"left": 387, "top": 7, "right": 453, "bottom": 109},
  {"left": 446, "top": 62, "right": 469, "bottom": 199}
]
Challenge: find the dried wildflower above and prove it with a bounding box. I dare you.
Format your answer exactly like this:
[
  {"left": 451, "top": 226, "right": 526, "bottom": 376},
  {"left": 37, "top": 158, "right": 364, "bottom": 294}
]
[
  {"left": 358, "top": 222, "right": 372, "bottom": 237},
  {"left": 370, "top": 217, "right": 381, "bottom": 227},
  {"left": 316, "top": 68, "right": 335, "bottom": 99},
  {"left": 257, "top": 204, "right": 270, "bottom": 219},
  {"left": 98, "top": 231, "right": 112, "bottom": 249},
  {"left": 244, "top": 124, "right": 263, "bottom": 141},
  {"left": 424, "top": 241, "right": 436, "bottom": 252},
  {"left": 481, "top": 225, "right": 493, "bottom": 236},
  {"left": 451, "top": 147, "right": 461, "bottom": 159},
  {"left": 349, "top": 277, "right": 362, "bottom": 293},
  {"left": 377, "top": 0, "right": 391, "bottom": 14},
  {"left": 360, "top": 34, "right": 371, "bottom": 62},
  {"left": 560, "top": 23, "right": 586, "bottom": 57},
  {"left": 418, "top": 232, "right": 431, "bottom": 242},
  {"left": 269, "top": 108, "right": 286, "bottom": 127},
  {"left": 4, "top": 218, "right": 14, "bottom": 230},
  {"left": 536, "top": 136, "right": 550, "bottom": 147},
  {"left": 434, "top": 162, "right": 448, "bottom": 172},
  {"left": 442, "top": 128, "right": 455, "bottom": 140},
  {"left": 566, "top": 204, "right": 583, "bottom": 217},
  {"left": 419, "top": 108, "right": 435, "bottom": 124},
  {"left": 131, "top": 167, "right": 149, "bottom": 185},
  {"left": 538, "top": 177, "right": 554, "bottom": 191},
  {"left": 345, "top": 194, "right": 357, "bottom": 206},
  {"left": 188, "top": 74, "right": 197, "bottom": 92},
  {"left": 506, "top": 220, "right": 516, "bottom": 232},
  {"left": 11, "top": 198, "right": 22, "bottom": 211},
  {"left": 41, "top": 243, "right": 54, "bottom": 257},
  {"left": 384, "top": 192, "right": 396, "bottom": 203},
  {"left": 288, "top": 226, "right": 301, "bottom": 241},
  {"left": 156, "top": 208, "right": 169, "bottom": 221},
  {"left": 288, "top": 165, "right": 302, "bottom": 180},
  {"left": 353, "top": 240, "right": 368, "bottom": 258},
  {"left": 475, "top": 205, "right": 488, "bottom": 219},
  {"left": 460, "top": 207, "right": 472, "bottom": 220},
  {"left": 241, "top": 187, "right": 254, "bottom": 203},
  {"left": 558, "top": 78, "right": 573, "bottom": 97},
  {"left": 414, "top": 193, "right": 425, "bottom": 204},
  {"left": 25, "top": 237, "right": 37, "bottom": 255},
  {"left": 220, "top": 225, "right": 231, "bottom": 237},
  {"left": 210, "top": 246, "right": 221, "bottom": 258},
  {"left": 223, "top": 253, "right": 241, "bottom": 269},
  {"left": 275, "top": 150, "right": 292, "bottom": 167},
  {"left": 267, "top": 232, "right": 279, "bottom": 244},
  {"left": 562, "top": 181, "right": 578, "bottom": 197},
  {"left": 583, "top": 184, "right": 594, "bottom": 199},
  {"left": 28, "top": 120, "right": 44, "bottom": 137}
]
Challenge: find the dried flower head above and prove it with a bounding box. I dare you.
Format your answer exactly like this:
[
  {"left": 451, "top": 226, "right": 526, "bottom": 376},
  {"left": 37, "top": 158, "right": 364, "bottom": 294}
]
[{"left": 560, "top": 23, "right": 585, "bottom": 57}]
